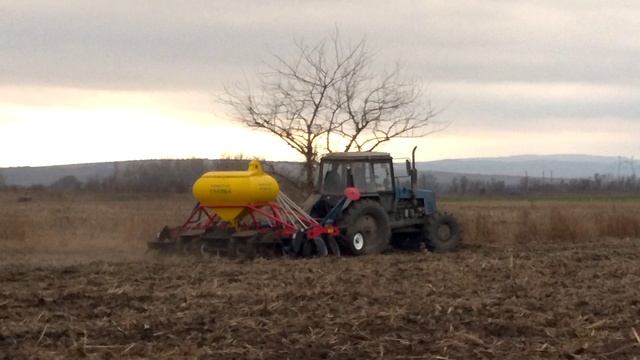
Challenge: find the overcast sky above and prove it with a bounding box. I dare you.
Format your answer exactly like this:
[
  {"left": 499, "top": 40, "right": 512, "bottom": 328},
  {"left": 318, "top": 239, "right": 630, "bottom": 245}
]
[{"left": 1, "top": 0, "right": 639, "bottom": 166}]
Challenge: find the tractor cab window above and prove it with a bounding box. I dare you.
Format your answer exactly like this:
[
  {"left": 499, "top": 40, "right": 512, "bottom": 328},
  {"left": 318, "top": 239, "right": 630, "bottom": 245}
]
[
  {"left": 373, "top": 162, "right": 393, "bottom": 191},
  {"left": 322, "top": 162, "right": 346, "bottom": 194},
  {"left": 351, "top": 162, "right": 376, "bottom": 193},
  {"left": 321, "top": 161, "right": 378, "bottom": 194}
]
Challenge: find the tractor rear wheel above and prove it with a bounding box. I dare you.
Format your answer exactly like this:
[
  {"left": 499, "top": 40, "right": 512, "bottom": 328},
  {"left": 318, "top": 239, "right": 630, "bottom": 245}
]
[
  {"left": 424, "top": 212, "right": 462, "bottom": 252},
  {"left": 341, "top": 200, "right": 391, "bottom": 255}
]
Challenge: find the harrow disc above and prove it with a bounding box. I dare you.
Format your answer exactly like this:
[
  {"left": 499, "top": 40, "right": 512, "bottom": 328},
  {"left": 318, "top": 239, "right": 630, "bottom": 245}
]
[
  {"left": 302, "top": 237, "right": 329, "bottom": 257},
  {"left": 325, "top": 236, "right": 341, "bottom": 256},
  {"left": 228, "top": 235, "right": 257, "bottom": 260}
]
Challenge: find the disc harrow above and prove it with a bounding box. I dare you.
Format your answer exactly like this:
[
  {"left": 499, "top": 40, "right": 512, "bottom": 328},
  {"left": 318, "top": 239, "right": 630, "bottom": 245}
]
[{"left": 148, "top": 191, "right": 345, "bottom": 259}]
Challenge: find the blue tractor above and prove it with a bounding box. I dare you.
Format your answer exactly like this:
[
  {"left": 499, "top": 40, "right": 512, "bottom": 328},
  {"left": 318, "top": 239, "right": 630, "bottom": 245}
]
[{"left": 306, "top": 147, "right": 462, "bottom": 255}]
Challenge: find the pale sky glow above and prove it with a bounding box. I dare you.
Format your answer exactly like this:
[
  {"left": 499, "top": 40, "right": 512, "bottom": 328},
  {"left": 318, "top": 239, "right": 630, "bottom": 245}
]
[
  {"left": 0, "top": 87, "right": 298, "bottom": 166},
  {"left": 1, "top": 1, "right": 639, "bottom": 167}
]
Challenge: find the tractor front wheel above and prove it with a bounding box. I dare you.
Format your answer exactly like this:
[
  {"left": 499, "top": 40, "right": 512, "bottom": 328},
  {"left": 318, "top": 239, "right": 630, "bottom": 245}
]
[
  {"left": 342, "top": 200, "right": 391, "bottom": 255},
  {"left": 424, "top": 212, "right": 462, "bottom": 252}
]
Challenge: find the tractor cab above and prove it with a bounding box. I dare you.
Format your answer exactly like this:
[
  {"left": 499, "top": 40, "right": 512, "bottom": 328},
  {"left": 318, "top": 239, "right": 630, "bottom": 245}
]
[
  {"left": 318, "top": 152, "right": 395, "bottom": 207},
  {"left": 320, "top": 152, "right": 394, "bottom": 193},
  {"left": 313, "top": 150, "right": 436, "bottom": 216}
]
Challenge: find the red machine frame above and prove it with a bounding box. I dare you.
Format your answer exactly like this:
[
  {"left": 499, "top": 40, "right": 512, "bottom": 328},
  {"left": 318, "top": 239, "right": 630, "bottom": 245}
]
[{"left": 177, "top": 201, "right": 339, "bottom": 241}]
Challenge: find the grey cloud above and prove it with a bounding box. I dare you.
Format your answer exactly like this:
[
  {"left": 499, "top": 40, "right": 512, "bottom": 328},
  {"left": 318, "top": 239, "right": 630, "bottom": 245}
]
[
  {"left": 425, "top": 78, "right": 640, "bottom": 132},
  {"left": 2, "top": 0, "right": 640, "bottom": 89},
  {"left": 1, "top": 0, "right": 639, "bottom": 139},
  {"left": 436, "top": 91, "right": 640, "bottom": 123},
  {"left": 1, "top": 1, "right": 321, "bottom": 89}
]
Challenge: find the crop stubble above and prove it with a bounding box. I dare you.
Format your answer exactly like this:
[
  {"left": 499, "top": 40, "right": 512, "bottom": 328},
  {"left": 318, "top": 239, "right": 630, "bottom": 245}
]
[{"left": 1, "top": 192, "right": 639, "bottom": 358}]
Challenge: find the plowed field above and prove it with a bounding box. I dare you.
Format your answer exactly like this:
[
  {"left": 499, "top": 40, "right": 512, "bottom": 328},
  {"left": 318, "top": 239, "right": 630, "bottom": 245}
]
[
  {"left": 1, "top": 238, "right": 639, "bottom": 359},
  {"left": 1, "top": 193, "right": 640, "bottom": 358}
]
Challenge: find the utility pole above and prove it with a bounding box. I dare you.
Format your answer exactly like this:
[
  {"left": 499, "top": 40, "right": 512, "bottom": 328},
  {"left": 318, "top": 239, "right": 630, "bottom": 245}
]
[
  {"left": 618, "top": 156, "right": 636, "bottom": 178},
  {"left": 618, "top": 156, "right": 621, "bottom": 179}
]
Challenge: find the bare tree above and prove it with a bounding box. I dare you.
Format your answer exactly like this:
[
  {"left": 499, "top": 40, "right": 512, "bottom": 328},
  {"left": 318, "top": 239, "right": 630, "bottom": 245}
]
[{"left": 223, "top": 32, "right": 440, "bottom": 189}]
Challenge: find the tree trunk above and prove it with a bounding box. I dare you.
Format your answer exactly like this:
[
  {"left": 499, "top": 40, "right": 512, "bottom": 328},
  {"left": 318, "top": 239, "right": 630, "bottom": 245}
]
[{"left": 305, "top": 154, "right": 315, "bottom": 192}]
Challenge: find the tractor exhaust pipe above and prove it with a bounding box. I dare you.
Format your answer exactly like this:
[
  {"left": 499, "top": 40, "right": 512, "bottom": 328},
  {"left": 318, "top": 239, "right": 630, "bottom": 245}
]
[
  {"left": 404, "top": 146, "right": 418, "bottom": 205},
  {"left": 411, "top": 146, "right": 417, "bottom": 187},
  {"left": 411, "top": 146, "right": 417, "bottom": 205}
]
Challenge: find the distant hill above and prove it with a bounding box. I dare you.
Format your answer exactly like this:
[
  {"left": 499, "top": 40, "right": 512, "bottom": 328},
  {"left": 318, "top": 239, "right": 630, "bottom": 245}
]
[
  {"left": 416, "top": 154, "right": 632, "bottom": 179},
  {"left": 1, "top": 162, "right": 117, "bottom": 187},
  {"left": 0, "top": 159, "right": 304, "bottom": 187},
  {"left": 0, "top": 154, "right": 635, "bottom": 187}
]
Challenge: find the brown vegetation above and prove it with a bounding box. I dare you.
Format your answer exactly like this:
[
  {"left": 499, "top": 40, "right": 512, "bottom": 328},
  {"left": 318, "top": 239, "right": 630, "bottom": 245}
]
[
  {"left": 0, "top": 191, "right": 193, "bottom": 265},
  {"left": 1, "top": 191, "right": 640, "bottom": 358},
  {"left": 447, "top": 198, "right": 640, "bottom": 245}
]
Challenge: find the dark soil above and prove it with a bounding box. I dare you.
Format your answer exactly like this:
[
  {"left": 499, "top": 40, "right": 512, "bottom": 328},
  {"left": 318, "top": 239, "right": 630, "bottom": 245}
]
[{"left": 1, "top": 237, "right": 640, "bottom": 359}]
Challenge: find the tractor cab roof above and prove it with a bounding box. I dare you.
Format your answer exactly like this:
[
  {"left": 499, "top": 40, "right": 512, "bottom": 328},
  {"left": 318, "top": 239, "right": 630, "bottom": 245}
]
[{"left": 321, "top": 152, "right": 392, "bottom": 162}]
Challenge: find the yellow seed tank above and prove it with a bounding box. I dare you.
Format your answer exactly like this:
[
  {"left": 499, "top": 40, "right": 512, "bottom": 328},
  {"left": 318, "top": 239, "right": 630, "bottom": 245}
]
[{"left": 192, "top": 160, "right": 280, "bottom": 224}]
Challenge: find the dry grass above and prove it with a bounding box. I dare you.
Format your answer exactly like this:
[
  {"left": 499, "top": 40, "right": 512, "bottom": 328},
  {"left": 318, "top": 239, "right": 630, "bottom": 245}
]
[
  {"left": 0, "top": 191, "right": 194, "bottom": 265},
  {"left": 596, "top": 204, "right": 640, "bottom": 239},
  {"left": 442, "top": 197, "right": 640, "bottom": 246},
  {"left": 1, "top": 190, "right": 640, "bottom": 264}
]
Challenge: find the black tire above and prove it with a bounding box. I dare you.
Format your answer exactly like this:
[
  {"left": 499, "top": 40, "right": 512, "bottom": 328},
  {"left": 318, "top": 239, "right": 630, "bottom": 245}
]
[
  {"left": 424, "top": 212, "right": 462, "bottom": 252},
  {"left": 341, "top": 200, "right": 391, "bottom": 255}
]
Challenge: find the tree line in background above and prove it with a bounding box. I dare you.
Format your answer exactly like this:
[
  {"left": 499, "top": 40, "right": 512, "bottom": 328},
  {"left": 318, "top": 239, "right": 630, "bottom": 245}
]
[
  {"left": 1, "top": 161, "right": 639, "bottom": 196},
  {"left": 420, "top": 173, "right": 640, "bottom": 195},
  {"left": 0, "top": 159, "right": 224, "bottom": 193},
  {"left": 0, "top": 158, "right": 306, "bottom": 197}
]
